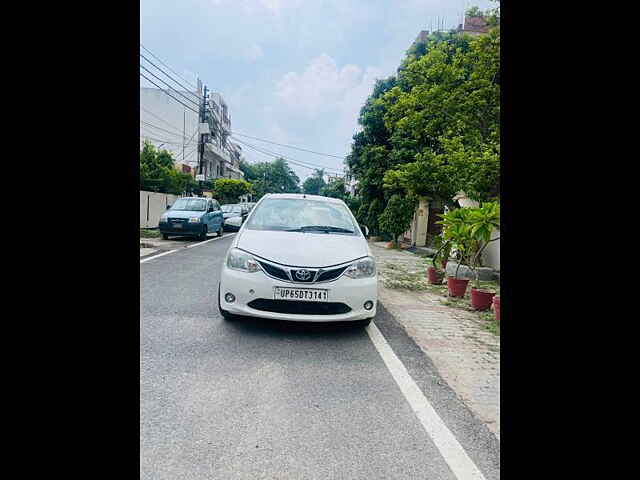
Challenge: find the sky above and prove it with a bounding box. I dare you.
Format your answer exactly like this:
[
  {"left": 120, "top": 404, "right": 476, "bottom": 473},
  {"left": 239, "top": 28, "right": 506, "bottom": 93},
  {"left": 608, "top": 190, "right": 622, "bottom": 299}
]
[{"left": 140, "top": 0, "right": 495, "bottom": 181}]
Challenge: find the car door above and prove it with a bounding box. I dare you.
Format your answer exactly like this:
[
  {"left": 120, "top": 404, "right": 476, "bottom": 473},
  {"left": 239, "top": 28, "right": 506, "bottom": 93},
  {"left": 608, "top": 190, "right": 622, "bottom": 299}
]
[{"left": 212, "top": 200, "right": 223, "bottom": 230}]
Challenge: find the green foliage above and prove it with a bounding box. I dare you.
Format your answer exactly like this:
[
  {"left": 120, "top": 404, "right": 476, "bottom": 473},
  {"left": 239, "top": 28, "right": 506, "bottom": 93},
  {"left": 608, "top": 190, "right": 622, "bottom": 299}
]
[
  {"left": 436, "top": 202, "right": 500, "bottom": 283},
  {"left": 246, "top": 158, "right": 301, "bottom": 199},
  {"left": 378, "top": 194, "right": 417, "bottom": 246},
  {"left": 212, "top": 178, "right": 253, "bottom": 204},
  {"left": 302, "top": 169, "right": 326, "bottom": 195},
  {"left": 465, "top": 6, "right": 483, "bottom": 17},
  {"left": 320, "top": 178, "right": 347, "bottom": 200},
  {"left": 347, "top": 22, "right": 499, "bottom": 214},
  {"left": 140, "top": 141, "right": 197, "bottom": 195}
]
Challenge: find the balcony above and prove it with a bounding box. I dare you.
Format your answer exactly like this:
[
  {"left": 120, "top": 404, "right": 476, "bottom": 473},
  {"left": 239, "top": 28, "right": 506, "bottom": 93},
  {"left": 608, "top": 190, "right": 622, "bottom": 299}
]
[{"left": 204, "top": 141, "right": 231, "bottom": 164}]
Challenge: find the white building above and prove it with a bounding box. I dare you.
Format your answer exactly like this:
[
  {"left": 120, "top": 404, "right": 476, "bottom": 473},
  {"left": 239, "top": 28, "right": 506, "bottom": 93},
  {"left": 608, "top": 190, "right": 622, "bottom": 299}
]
[{"left": 140, "top": 86, "right": 244, "bottom": 181}]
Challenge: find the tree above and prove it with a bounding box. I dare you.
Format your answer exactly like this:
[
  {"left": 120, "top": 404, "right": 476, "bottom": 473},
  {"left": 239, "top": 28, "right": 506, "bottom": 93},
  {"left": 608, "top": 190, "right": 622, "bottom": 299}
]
[
  {"left": 140, "top": 141, "right": 196, "bottom": 195},
  {"left": 302, "top": 169, "right": 326, "bottom": 195},
  {"left": 248, "top": 158, "right": 301, "bottom": 199},
  {"left": 378, "top": 194, "right": 417, "bottom": 247},
  {"left": 320, "top": 178, "right": 347, "bottom": 200},
  {"left": 212, "top": 178, "right": 253, "bottom": 204}
]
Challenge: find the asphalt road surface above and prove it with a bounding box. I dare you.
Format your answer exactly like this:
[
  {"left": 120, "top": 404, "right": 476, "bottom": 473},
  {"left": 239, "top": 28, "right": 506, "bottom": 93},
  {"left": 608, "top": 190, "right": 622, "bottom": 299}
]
[{"left": 140, "top": 234, "right": 500, "bottom": 479}]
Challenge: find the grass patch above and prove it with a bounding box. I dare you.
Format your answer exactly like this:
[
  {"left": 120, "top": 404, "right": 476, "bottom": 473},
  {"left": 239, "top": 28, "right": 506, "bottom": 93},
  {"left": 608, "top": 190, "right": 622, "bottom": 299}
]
[{"left": 140, "top": 228, "right": 161, "bottom": 238}]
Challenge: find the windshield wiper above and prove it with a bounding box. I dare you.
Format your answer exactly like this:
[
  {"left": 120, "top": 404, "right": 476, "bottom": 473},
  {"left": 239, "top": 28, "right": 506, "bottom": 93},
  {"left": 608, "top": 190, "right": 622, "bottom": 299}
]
[{"left": 286, "top": 225, "right": 354, "bottom": 234}]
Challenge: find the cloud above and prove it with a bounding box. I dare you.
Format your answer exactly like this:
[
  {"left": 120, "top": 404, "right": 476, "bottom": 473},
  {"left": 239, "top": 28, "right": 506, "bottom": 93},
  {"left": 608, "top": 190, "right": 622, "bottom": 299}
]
[
  {"left": 243, "top": 43, "right": 264, "bottom": 61},
  {"left": 275, "top": 53, "right": 382, "bottom": 121}
]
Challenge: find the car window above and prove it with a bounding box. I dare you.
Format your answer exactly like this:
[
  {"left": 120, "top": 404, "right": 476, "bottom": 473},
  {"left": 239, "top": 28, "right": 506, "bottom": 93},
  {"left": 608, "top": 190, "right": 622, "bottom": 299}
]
[
  {"left": 245, "top": 198, "right": 357, "bottom": 234},
  {"left": 212, "top": 200, "right": 220, "bottom": 211},
  {"left": 171, "top": 198, "right": 207, "bottom": 211}
]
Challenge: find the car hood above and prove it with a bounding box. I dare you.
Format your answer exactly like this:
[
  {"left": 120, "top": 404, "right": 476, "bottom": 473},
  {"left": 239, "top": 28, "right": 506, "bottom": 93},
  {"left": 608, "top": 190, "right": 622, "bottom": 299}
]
[
  {"left": 165, "top": 210, "right": 204, "bottom": 219},
  {"left": 236, "top": 229, "right": 369, "bottom": 267}
]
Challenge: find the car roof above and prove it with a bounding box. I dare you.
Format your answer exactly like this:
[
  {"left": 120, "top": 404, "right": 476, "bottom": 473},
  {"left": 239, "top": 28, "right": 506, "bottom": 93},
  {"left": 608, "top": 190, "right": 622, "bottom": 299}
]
[{"left": 263, "top": 193, "right": 344, "bottom": 204}]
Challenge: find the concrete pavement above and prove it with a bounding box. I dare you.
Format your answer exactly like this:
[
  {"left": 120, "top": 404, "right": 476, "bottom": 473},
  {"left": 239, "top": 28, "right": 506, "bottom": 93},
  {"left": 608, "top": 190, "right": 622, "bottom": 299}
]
[{"left": 140, "top": 235, "right": 500, "bottom": 479}]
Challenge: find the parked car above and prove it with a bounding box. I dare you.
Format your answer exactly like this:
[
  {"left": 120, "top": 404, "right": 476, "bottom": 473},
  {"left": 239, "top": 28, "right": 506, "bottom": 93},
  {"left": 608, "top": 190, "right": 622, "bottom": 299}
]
[
  {"left": 218, "top": 193, "right": 377, "bottom": 326},
  {"left": 159, "top": 197, "right": 224, "bottom": 240},
  {"left": 221, "top": 204, "right": 248, "bottom": 231}
]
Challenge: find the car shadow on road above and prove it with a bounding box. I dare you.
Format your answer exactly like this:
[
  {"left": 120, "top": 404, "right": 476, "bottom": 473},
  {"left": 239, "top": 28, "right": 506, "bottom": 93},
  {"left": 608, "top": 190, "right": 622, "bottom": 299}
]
[{"left": 224, "top": 315, "right": 369, "bottom": 340}]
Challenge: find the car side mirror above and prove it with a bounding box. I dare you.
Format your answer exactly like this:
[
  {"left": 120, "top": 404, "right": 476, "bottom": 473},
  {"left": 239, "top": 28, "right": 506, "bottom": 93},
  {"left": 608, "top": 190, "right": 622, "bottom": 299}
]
[
  {"left": 166, "top": 205, "right": 171, "bottom": 210},
  {"left": 361, "top": 225, "right": 369, "bottom": 237}
]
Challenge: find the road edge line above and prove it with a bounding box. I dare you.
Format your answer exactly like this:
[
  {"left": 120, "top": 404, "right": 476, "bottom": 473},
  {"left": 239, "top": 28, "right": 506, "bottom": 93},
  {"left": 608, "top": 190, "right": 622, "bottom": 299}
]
[
  {"left": 185, "top": 233, "right": 235, "bottom": 249},
  {"left": 140, "top": 249, "right": 178, "bottom": 264},
  {"left": 366, "top": 321, "right": 487, "bottom": 480}
]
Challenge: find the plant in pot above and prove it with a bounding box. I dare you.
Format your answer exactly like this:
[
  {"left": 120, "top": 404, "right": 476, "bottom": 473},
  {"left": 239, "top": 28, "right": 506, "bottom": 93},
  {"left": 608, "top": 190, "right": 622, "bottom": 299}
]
[
  {"left": 427, "top": 235, "right": 450, "bottom": 285},
  {"left": 466, "top": 202, "right": 501, "bottom": 311},
  {"left": 437, "top": 208, "right": 475, "bottom": 298}
]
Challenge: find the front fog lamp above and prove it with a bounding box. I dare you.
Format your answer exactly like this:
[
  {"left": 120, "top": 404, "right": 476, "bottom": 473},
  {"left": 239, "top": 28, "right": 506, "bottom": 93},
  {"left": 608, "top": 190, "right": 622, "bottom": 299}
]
[
  {"left": 364, "top": 301, "right": 374, "bottom": 310},
  {"left": 227, "top": 248, "right": 261, "bottom": 273},
  {"left": 344, "top": 257, "right": 376, "bottom": 279},
  {"left": 225, "top": 293, "right": 236, "bottom": 303}
]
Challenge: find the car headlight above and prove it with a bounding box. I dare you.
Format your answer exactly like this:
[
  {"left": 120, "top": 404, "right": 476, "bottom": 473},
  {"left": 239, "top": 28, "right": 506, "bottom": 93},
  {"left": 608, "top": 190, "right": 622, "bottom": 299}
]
[
  {"left": 188, "top": 217, "right": 201, "bottom": 223},
  {"left": 160, "top": 214, "right": 169, "bottom": 222},
  {"left": 227, "top": 248, "right": 261, "bottom": 273},
  {"left": 344, "top": 256, "right": 376, "bottom": 279}
]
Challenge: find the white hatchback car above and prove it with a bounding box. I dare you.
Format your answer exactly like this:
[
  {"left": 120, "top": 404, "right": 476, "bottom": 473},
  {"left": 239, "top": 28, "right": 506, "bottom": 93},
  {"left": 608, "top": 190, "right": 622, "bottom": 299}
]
[{"left": 218, "top": 193, "right": 377, "bottom": 326}]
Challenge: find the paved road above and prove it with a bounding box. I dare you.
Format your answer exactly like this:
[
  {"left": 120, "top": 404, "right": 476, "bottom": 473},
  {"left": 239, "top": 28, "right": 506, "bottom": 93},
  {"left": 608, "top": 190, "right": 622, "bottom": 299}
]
[{"left": 140, "top": 234, "right": 500, "bottom": 479}]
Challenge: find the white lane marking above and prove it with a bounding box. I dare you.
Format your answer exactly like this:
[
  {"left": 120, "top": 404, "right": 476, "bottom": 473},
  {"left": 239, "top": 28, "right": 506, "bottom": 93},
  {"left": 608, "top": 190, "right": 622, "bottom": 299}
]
[
  {"left": 140, "top": 233, "right": 235, "bottom": 263},
  {"left": 366, "top": 322, "right": 487, "bottom": 480},
  {"left": 185, "top": 233, "right": 235, "bottom": 249},
  {"left": 140, "top": 249, "right": 178, "bottom": 264}
]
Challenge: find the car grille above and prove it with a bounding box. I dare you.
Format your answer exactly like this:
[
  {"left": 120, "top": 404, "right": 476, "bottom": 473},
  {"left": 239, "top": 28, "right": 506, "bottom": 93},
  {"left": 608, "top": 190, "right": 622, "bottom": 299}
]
[
  {"left": 255, "top": 258, "right": 351, "bottom": 284},
  {"left": 258, "top": 261, "right": 289, "bottom": 281},
  {"left": 316, "top": 266, "right": 349, "bottom": 282},
  {"left": 290, "top": 269, "right": 316, "bottom": 283},
  {"left": 247, "top": 299, "right": 352, "bottom": 315}
]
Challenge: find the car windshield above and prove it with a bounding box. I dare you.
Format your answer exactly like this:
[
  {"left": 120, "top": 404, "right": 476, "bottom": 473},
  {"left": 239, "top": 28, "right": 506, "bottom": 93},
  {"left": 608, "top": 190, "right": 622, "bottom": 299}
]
[
  {"left": 170, "top": 198, "right": 207, "bottom": 211},
  {"left": 245, "top": 198, "right": 357, "bottom": 234},
  {"left": 222, "top": 205, "right": 242, "bottom": 213}
]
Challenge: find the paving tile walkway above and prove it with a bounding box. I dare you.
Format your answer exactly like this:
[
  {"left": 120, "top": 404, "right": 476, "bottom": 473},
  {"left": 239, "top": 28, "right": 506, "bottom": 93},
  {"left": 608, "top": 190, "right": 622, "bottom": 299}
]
[{"left": 371, "top": 242, "right": 501, "bottom": 440}]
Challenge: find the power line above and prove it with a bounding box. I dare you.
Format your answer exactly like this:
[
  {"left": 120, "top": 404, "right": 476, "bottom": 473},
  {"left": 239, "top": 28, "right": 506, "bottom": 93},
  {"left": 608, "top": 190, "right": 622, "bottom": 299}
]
[
  {"left": 140, "top": 71, "right": 200, "bottom": 115},
  {"left": 140, "top": 64, "right": 200, "bottom": 109},
  {"left": 229, "top": 131, "right": 347, "bottom": 159},
  {"left": 233, "top": 137, "right": 344, "bottom": 176},
  {"left": 140, "top": 120, "right": 194, "bottom": 139},
  {"left": 140, "top": 132, "right": 195, "bottom": 146},
  {"left": 231, "top": 136, "right": 344, "bottom": 174},
  {"left": 139, "top": 53, "right": 200, "bottom": 103},
  {"left": 140, "top": 44, "right": 198, "bottom": 90},
  {"left": 140, "top": 106, "right": 192, "bottom": 133}
]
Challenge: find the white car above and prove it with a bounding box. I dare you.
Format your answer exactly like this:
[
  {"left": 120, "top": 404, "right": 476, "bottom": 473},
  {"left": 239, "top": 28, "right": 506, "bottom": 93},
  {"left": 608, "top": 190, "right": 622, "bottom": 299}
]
[{"left": 218, "top": 193, "right": 377, "bottom": 326}]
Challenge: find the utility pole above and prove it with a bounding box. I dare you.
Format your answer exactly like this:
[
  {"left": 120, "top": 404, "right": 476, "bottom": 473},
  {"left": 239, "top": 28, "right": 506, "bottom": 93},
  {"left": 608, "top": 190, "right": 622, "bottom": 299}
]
[{"left": 198, "top": 84, "right": 208, "bottom": 196}]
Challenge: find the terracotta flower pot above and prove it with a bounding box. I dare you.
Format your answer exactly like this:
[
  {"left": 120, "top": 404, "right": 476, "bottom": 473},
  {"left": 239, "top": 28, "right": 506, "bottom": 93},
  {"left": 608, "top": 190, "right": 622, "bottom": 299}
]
[
  {"left": 471, "top": 288, "right": 496, "bottom": 311},
  {"left": 447, "top": 277, "right": 469, "bottom": 297},
  {"left": 493, "top": 296, "right": 500, "bottom": 323},
  {"left": 427, "top": 266, "right": 444, "bottom": 284}
]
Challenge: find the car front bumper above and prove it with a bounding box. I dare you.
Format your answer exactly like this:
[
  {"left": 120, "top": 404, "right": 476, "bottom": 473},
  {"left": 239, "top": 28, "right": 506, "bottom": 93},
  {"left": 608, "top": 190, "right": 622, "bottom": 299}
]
[
  {"left": 159, "top": 221, "right": 206, "bottom": 235},
  {"left": 219, "top": 264, "right": 378, "bottom": 322}
]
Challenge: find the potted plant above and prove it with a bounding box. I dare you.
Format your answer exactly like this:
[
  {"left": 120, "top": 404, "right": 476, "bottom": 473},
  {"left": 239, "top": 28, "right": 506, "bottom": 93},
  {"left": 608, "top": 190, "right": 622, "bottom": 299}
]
[
  {"left": 466, "top": 203, "right": 500, "bottom": 311},
  {"left": 427, "top": 235, "right": 450, "bottom": 284},
  {"left": 437, "top": 208, "right": 474, "bottom": 297},
  {"left": 493, "top": 296, "right": 500, "bottom": 322}
]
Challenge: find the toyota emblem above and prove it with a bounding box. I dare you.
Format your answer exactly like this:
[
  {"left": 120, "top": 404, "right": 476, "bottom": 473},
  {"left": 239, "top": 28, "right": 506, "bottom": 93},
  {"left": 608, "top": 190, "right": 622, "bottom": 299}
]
[{"left": 295, "top": 269, "right": 311, "bottom": 281}]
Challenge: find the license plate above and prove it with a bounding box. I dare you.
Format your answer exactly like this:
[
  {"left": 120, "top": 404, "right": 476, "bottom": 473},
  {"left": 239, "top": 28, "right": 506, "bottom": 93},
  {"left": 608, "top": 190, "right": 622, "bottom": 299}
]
[
  {"left": 172, "top": 223, "right": 183, "bottom": 228},
  {"left": 274, "top": 287, "right": 328, "bottom": 302}
]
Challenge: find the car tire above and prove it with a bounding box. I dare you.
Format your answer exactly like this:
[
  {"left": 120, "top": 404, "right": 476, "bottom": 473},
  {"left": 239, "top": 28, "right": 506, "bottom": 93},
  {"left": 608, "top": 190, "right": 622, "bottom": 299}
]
[
  {"left": 162, "top": 234, "right": 169, "bottom": 240},
  {"left": 217, "top": 225, "right": 223, "bottom": 237},
  {"left": 218, "top": 284, "right": 236, "bottom": 321},
  {"left": 199, "top": 226, "right": 207, "bottom": 241}
]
